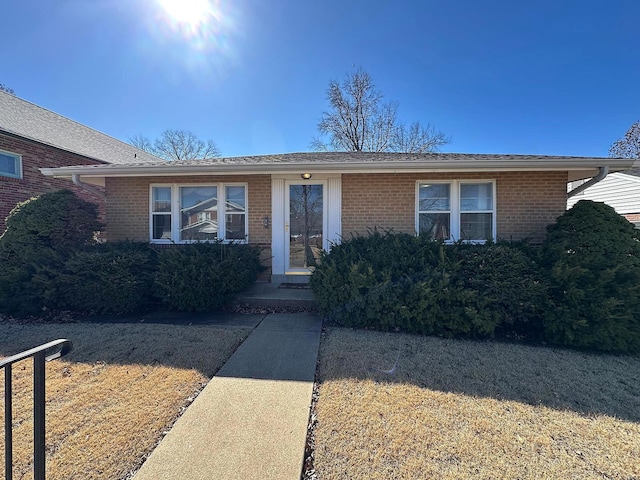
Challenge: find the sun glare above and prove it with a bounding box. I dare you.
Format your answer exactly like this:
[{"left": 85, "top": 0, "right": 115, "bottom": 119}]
[
  {"left": 158, "top": 0, "right": 212, "bottom": 29},
  {"left": 143, "top": 0, "right": 239, "bottom": 81}
]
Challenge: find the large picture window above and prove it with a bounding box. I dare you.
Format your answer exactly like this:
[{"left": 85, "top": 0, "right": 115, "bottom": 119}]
[
  {"left": 0, "top": 150, "right": 22, "bottom": 179},
  {"left": 180, "top": 186, "right": 218, "bottom": 241},
  {"left": 150, "top": 184, "right": 247, "bottom": 243},
  {"left": 417, "top": 181, "right": 495, "bottom": 242}
]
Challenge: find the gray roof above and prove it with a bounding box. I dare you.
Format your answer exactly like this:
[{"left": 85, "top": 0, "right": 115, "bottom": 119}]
[
  {"left": 39, "top": 151, "right": 639, "bottom": 186},
  {"left": 0, "top": 90, "right": 161, "bottom": 165},
  {"left": 48, "top": 151, "right": 637, "bottom": 170},
  {"left": 621, "top": 167, "right": 640, "bottom": 177}
]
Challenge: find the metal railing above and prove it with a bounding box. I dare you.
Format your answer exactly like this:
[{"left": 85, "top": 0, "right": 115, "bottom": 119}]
[{"left": 1, "top": 339, "right": 73, "bottom": 480}]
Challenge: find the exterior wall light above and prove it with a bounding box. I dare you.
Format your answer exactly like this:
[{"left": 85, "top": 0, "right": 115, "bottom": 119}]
[{"left": 301, "top": 173, "right": 312, "bottom": 179}]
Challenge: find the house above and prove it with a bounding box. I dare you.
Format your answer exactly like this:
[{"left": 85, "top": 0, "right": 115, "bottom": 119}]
[
  {"left": 0, "top": 90, "right": 159, "bottom": 233},
  {"left": 567, "top": 168, "right": 640, "bottom": 226},
  {"left": 40, "top": 152, "right": 636, "bottom": 283}
]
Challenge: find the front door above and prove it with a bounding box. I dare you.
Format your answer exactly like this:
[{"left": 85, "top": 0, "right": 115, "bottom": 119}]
[{"left": 286, "top": 182, "right": 325, "bottom": 273}]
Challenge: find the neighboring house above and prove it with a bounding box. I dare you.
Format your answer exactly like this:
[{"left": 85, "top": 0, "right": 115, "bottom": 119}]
[
  {"left": 567, "top": 169, "right": 640, "bottom": 226},
  {"left": 0, "top": 90, "right": 159, "bottom": 233},
  {"left": 41, "top": 152, "right": 636, "bottom": 283}
]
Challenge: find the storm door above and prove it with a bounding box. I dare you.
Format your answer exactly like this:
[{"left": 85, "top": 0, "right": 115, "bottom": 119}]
[{"left": 286, "top": 183, "right": 325, "bottom": 272}]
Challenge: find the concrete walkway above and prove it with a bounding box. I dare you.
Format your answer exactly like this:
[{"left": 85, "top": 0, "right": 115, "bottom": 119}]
[{"left": 133, "top": 312, "right": 323, "bottom": 480}]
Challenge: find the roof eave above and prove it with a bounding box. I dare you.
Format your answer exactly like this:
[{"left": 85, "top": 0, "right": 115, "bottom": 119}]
[{"left": 40, "top": 157, "right": 636, "bottom": 179}]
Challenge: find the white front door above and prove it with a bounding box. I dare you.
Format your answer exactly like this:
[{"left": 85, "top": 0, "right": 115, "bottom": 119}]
[{"left": 271, "top": 175, "right": 342, "bottom": 280}]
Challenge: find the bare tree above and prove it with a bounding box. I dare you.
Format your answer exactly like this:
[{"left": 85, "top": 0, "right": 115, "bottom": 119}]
[
  {"left": 130, "top": 129, "right": 220, "bottom": 161},
  {"left": 392, "top": 122, "right": 451, "bottom": 154},
  {"left": 0, "top": 83, "right": 15, "bottom": 95},
  {"left": 609, "top": 121, "right": 640, "bottom": 159},
  {"left": 312, "top": 68, "right": 450, "bottom": 153}
]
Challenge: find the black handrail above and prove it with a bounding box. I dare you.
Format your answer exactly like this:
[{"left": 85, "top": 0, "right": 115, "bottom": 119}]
[{"left": 1, "top": 339, "right": 73, "bottom": 480}]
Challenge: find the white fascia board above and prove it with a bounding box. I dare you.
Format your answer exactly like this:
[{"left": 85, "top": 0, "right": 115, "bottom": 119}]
[{"left": 40, "top": 157, "right": 635, "bottom": 180}]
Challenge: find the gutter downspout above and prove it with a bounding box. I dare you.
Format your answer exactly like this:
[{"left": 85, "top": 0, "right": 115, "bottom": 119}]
[
  {"left": 72, "top": 174, "right": 106, "bottom": 200},
  {"left": 567, "top": 166, "right": 609, "bottom": 198}
]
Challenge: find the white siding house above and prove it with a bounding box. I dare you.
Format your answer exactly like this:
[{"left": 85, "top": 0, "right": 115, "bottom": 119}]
[{"left": 567, "top": 172, "right": 640, "bottom": 223}]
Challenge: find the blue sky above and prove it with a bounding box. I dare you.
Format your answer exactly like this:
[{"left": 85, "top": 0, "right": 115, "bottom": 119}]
[{"left": 2, "top": 0, "right": 639, "bottom": 157}]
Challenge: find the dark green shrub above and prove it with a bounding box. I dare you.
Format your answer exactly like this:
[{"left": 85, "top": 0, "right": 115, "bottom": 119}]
[
  {"left": 0, "top": 190, "right": 102, "bottom": 316},
  {"left": 57, "top": 242, "right": 157, "bottom": 315},
  {"left": 451, "top": 242, "right": 548, "bottom": 340},
  {"left": 311, "top": 231, "right": 544, "bottom": 338},
  {"left": 542, "top": 200, "right": 640, "bottom": 353},
  {"left": 155, "top": 242, "right": 262, "bottom": 312},
  {"left": 310, "top": 230, "right": 443, "bottom": 315}
]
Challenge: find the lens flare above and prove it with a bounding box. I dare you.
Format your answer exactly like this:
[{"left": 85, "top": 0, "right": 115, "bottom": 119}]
[
  {"left": 159, "top": 0, "right": 210, "bottom": 26},
  {"left": 157, "top": 0, "right": 223, "bottom": 40},
  {"left": 144, "top": 0, "right": 239, "bottom": 82}
]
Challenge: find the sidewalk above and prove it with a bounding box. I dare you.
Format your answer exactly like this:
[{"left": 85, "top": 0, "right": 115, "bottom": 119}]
[{"left": 133, "top": 312, "right": 323, "bottom": 480}]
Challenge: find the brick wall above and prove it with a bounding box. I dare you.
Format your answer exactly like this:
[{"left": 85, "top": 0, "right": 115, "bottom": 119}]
[
  {"left": 342, "top": 171, "right": 568, "bottom": 243},
  {"left": 0, "top": 133, "right": 104, "bottom": 233},
  {"left": 105, "top": 175, "right": 273, "bottom": 275},
  {"left": 623, "top": 213, "right": 640, "bottom": 222},
  {"left": 105, "top": 171, "right": 567, "bottom": 279}
]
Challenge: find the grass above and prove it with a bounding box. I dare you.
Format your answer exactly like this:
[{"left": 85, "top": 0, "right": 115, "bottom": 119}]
[
  {"left": 0, "top": 321, "right": 251, "bottom": 480},
  {"left": 313, "top": 327, "right": 640, "bottom": 479}
]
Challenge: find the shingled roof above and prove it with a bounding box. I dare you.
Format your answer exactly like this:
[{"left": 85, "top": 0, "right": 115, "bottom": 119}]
[
  {"left": 41, "top": 150, "right": 639, "bottom": 171},
  {"left": 39, "top": 151, "right": 639, "bottom": 190},
  {"left": 0, "top": 90, "right": 160, "bottom": 165}
]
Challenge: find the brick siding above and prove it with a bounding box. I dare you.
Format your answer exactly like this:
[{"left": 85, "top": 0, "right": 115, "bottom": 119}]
[
  {"left": 0, "top": 133, "right": 104, "bottom": 233},
  {"left": 107, "top": 171, "right": 568, "bottom": 278},
  {"left": 342, "top": 171, "right": 568, "bottom": 243}
]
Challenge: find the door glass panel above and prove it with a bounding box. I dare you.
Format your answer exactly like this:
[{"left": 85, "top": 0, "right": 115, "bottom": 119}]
[{"left": 289, "top": 184, "right": 323, "bottom": 269}]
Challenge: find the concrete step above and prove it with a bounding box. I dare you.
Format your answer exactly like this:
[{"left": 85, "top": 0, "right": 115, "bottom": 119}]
[{"left": 234, "top": 282, "right": 317, "bottom": 310}]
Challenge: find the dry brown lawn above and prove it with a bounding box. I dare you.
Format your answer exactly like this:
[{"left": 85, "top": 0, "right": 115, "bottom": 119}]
[
  {"left": 0, "top": 321, "right": 251, "bottom": 480},
  {"left": 314, "top": 328, "right": 640, "bottom": 479}
]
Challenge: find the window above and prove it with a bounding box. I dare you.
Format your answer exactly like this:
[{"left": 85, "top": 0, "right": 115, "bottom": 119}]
[
  {"left": 417, "top": 183, "right": 451, "bottom": 240},
  {"left": 150, "top": 184, "right": 247, "bottom": 243},
  {"left": 417, "top": 181, "right": 495, "bottom": 242},
  {"left": 224, "top": 185, "right": 247, "bottom": 240},
  {"left": 180, "top": 186, "right": 218, "bottom": 241},
  {"left": 460, "top": 183, "right": 493, "bottom": 240},
  {"left": 0, "top": 150, "right": 22, "bottom": 178},
  {"left": 151, "top": 187, "right": 172, "bottom": 240}
]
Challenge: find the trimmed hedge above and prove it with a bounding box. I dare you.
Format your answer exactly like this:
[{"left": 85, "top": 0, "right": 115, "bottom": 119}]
[
  {"left": 310, "top": 231, "right": 546, "bottom": 339},
  {"left": 155, "top": 242, "right": 263, "bottom": 312},
  {"left": 0, "top": 190, "right": 263, "bottom": 316},
  {"left": 312, "top": 203, "right": 640, "bottom": 353},
  {"left": 454, "top": 243, "right": 548, "bottom": 339},
  {"left": 58, "top": 242, "right": 157, "bottom": 315}
]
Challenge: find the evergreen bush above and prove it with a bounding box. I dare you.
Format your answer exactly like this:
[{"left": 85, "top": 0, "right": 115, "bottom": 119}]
[
  {"left": 310, "top": 231, "right": 544, "bottom": 338},
  {"left": 542, "top": 200, "right": 640, "bottom": 353},
  {"left": 58, "top": 242, "right": 157, "bottom": 315},
  {"left": 451, "top": 243, "right": 548, "bottom": 340},
  {"left": 155, "top": 242, "right": 262, "bottom": 312},
  {"left": 0, "top": 190, "right": 102, "bottom": 316}
]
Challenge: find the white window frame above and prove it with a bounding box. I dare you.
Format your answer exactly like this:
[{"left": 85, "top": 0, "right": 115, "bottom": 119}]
[
  {"left": 0, "top": 149, "right": 22, "bottom": 179},
  {"left": 416, "top": 180, "right": 496, "bottom": 243},
  {"left": 149, "top": 183, "right": 249, "bottom": 244}
]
